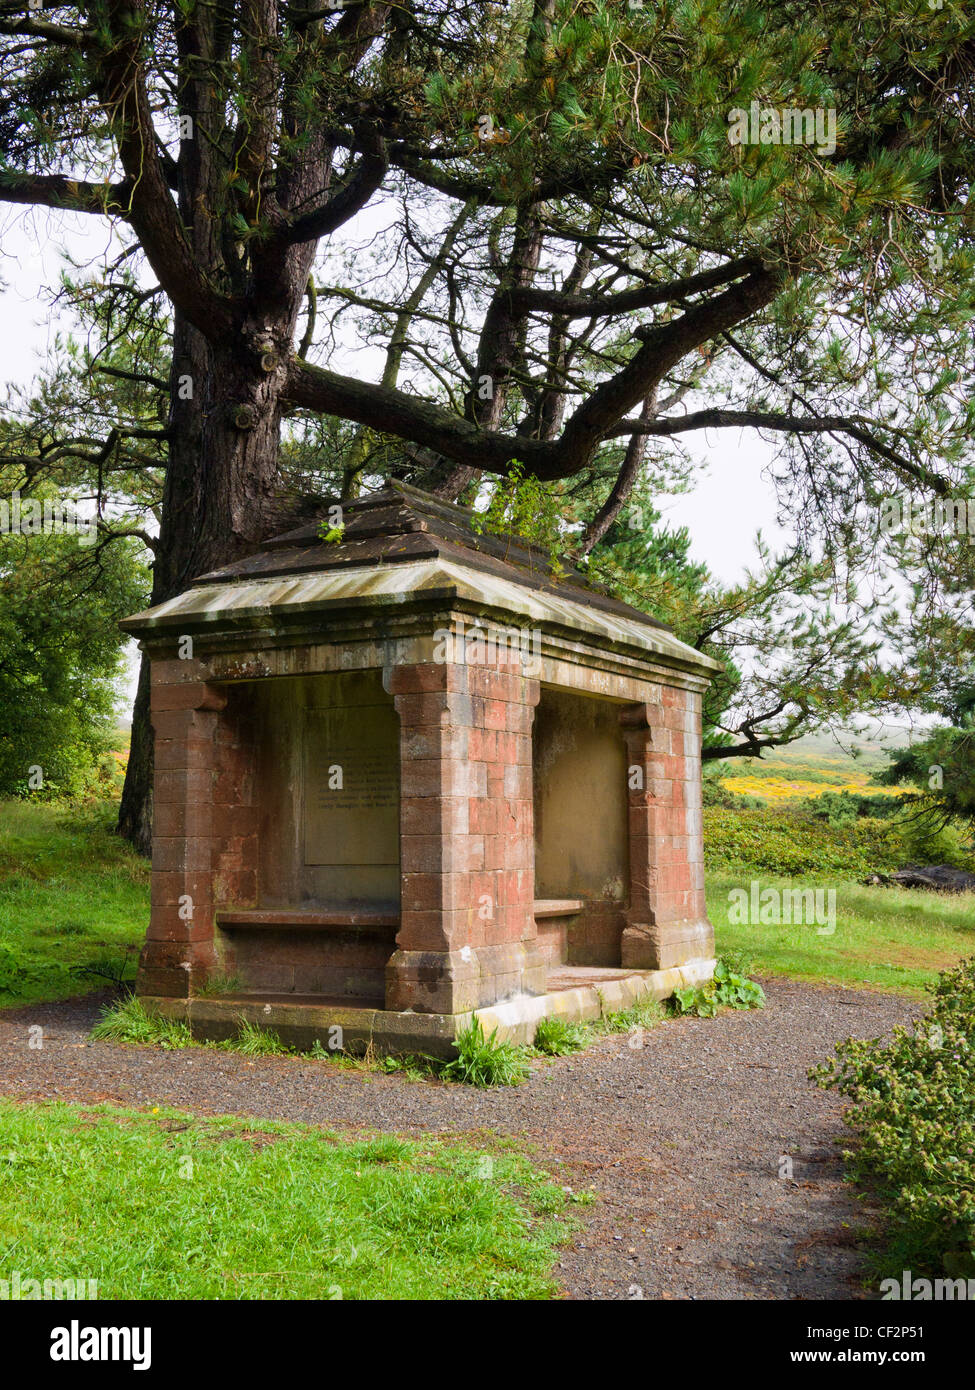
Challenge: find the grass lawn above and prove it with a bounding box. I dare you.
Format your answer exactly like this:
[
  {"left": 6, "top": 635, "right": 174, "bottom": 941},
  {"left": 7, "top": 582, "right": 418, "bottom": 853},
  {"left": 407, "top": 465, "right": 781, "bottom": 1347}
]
[
  {"left": 0, "top": 1099, "right": 571, "bottom": 1299},
  {"left": 708, "top": 871, "right": 975, "bottom": 997},
  {"left": 0, "top": 799, "right": 149, "bottom": 1007}
]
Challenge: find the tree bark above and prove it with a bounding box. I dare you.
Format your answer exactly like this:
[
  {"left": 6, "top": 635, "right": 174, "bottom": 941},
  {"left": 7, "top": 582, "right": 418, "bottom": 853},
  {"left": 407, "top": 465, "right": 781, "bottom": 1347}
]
[
  {"left": 116, "top": 654, "right": 154, "bottom": 855},
  {"left": 116, "top": 314, "right": 297, "bottom": 850}
]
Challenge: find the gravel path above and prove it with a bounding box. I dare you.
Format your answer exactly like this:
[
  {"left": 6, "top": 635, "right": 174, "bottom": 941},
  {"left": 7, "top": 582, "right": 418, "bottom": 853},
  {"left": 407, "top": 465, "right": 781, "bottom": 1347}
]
[{"left": 0, "top": 977, "right": 917, "bottom": 1300}]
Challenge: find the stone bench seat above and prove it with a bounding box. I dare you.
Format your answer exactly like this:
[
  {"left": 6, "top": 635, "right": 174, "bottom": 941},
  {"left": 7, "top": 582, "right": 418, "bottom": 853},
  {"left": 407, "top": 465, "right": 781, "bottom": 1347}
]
[
  {"left": 532, "top": 899, "right": 585, "bottom": 967},
  {"left": 215, "top": 909, "right": 398, "bottom": 934},
  {"left": 532, "top": 899, "right": 585, "bottom": 919}
]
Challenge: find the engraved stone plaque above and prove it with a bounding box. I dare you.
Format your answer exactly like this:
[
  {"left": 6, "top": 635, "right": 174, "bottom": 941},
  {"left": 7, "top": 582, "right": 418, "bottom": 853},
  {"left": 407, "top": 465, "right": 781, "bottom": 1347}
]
[{"left": 303, "top": 704, "right": 399, "bottom": 867}]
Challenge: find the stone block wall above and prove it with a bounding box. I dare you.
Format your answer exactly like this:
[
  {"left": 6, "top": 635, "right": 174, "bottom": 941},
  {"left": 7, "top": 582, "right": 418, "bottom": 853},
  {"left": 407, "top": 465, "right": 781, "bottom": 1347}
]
[
  {"left": 565, "top": 901, "right": 629, "bottom": 968},
  {"left": 223, "top": 925, "right": 392, "bottom": 1001}
]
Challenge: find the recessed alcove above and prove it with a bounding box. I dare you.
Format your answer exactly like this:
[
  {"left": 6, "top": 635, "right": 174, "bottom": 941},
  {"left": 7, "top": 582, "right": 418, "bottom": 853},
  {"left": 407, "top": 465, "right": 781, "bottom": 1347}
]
[
  {"left": 214, "top": 669, "right": 400, "bottom": 1001},
  {"left": 532, "top": 686, "right": 629, "bottom": 966}
]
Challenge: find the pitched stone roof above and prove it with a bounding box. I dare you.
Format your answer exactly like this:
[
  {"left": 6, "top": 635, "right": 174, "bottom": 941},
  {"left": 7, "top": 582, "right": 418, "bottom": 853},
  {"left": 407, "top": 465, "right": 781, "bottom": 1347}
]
[
  {"left": 196, "top": 481, "right": 671, "bottom": 632},
  {"left": 121, "top": 482, "right": 721, "bottom": 677}
]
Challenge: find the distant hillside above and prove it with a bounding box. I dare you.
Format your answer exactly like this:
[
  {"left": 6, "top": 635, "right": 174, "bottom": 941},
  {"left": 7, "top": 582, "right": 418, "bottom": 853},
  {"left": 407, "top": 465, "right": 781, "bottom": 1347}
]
[{"left": 719, "top": 733, "right": 908, "bottom": 802}]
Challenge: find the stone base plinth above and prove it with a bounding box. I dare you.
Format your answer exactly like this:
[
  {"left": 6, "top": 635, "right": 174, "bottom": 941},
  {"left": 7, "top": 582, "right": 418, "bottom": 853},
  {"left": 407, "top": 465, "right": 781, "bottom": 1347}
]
[
  {"left": 620, "top": 918, "right": 715, "bottom": 972},
  {"left": 385, "top": 941, "right": 547, "bottom": 1015},
  {"left": 141, "top": 957, "right": 715, "bottom": 1058},
  {"left": 136, "top": 940, "right": 215, "bottom": 999}
]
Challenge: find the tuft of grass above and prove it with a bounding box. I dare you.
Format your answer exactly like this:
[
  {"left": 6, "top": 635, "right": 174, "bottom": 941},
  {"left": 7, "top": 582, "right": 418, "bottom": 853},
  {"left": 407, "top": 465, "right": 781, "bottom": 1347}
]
[
  {"left": 92, "top": 999, "right": 297, "bottom": 1058},
  {"left": 90, "top": 995, "right": 192, "bottom": 1050},
  {"left": 441, "top": 1017, "right": 529, "bottom": 1087},
  {"left": 0, "top": 1099, "right": 571, "bottom": 1299},
  {"left": 195, "top": 971, "right": 245, "bottom": 998},
  {"left": 223, "top": 1018, "right": 290, "bottom": 1056},
  {"left": 532, "top": 1015, "right": 588, "bottom": 1056},
  {"left": 591, "top": 991, "right": 666, "bottom": 1036},
  {"left": 356, "top": 1134, "right": 414, "bottom": 1164}
]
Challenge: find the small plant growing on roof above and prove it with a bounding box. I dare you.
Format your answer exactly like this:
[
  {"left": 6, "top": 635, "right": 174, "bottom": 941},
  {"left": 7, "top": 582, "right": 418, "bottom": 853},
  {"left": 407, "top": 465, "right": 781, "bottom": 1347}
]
[{"left": 470, "top": 460, "right": 567, "bottom": 576}]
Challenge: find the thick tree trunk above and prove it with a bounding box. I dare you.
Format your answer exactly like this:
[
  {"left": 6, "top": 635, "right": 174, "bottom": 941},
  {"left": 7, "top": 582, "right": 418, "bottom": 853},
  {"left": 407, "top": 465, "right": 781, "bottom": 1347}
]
[
  {"left": 116, "top": 313, "right": 292, "bottom": 851},
  {"left": 112, "top": 0, "right": 339, "bottom": 852},
  {"left": 116, "top": 654, "right": 154, "bottom": 855}
]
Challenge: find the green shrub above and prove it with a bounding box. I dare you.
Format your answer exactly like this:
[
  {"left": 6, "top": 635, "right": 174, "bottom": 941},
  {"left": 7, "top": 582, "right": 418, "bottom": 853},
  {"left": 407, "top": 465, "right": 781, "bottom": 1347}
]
[
  {"left": 703, "top": 804, "right": 975, "bottom": 877},
  {"left": 442, "top": 1017, "right": 529, "bottom": 1087},
  {"left": 811, "top": 955, "right": 975, "bottom": 1279},
  {"left": 703, "top": 765, "right": 764, "bottom": 809},
  {"left": 672, "top": 958, "right": 766, "bottom": 1018},
  {"left": 887, "top": 811, "right": 975, "bottom": 870},
  {"left": 803, "top": 790, "right": 905, "bottom": 824},
  {"left": 533, "top": 1016, "right": 588, "bottom": 1056}
]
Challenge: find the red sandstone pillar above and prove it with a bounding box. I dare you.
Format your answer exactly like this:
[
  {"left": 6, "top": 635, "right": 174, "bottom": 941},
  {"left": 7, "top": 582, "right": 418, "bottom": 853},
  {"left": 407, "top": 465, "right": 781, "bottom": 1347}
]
[
  {"left": 386, "top": 660, "right": 545, "bottom": 1014},
  {"left": 138, "top": 662, "right": 256, "bottom": 998},
  {"left": 619, "top": 691, "right": 713, "bottom": 971}
]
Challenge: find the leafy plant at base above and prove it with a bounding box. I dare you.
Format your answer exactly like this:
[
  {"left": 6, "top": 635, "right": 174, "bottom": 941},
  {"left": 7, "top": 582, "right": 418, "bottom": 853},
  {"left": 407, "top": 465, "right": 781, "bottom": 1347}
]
[
  {"left": 717, "top": 947, "right": 754, "bottom": 979},
  {"left": 374, "top": 1052, "right": 436, "bottom": 1081},
  {"left": 672, "top": 958, "right": 766, "bottom": 1018},
  {"left": 811, "top": 956, "right": 975, "bottom": 1280},
  {"left": 533, "top": 1016, "right": 588, "bottom": 1056},
  {"left": 441, "top": 1017, "right": 529, "bottom": 1087}
]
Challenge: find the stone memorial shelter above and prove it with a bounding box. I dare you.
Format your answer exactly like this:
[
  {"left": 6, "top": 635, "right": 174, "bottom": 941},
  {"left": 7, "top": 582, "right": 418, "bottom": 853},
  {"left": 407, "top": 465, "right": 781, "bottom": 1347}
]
[{"left": 121, "top": 484, "right": 719, "bottom": 1054}]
